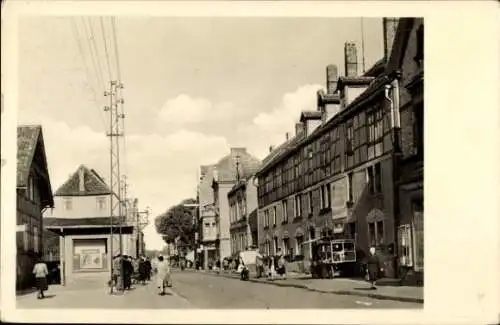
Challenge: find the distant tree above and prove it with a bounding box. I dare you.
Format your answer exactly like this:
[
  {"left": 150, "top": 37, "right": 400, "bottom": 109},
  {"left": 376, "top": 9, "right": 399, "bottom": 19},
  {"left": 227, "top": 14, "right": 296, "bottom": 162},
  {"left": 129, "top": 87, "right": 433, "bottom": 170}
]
[{"left": 155, "top": 198, "right": 197, "bottom": 251}]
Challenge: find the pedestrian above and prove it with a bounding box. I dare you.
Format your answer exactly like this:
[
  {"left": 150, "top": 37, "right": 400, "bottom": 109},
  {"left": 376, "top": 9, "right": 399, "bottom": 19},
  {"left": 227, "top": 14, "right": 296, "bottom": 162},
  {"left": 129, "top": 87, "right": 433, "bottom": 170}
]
[
  {"left": 125, "top": 256, "right": 134, "bottom": 290},
  {"left": 156, "top": 255, "right": 172, "bottom": 295},
  {"left": 145, "top": 257, "right": 152, "bottom": 281},
  {"left": 112, "top": 254, "right": 123, "bottom": 292},
  {"left": 138, "top": 257, "right": 147, "bottom": 285},
  {"left": 32, "top": 255, "right": 49, "bottom": 299},
  {"left": 255, "top": 252, "right": 264, "bottom": 278},
  {"left": 275, "top": 248, "right": 287, "bottom": 280},
  {"left": 365, "top": 246, "right": 384, "bottom": 290}
]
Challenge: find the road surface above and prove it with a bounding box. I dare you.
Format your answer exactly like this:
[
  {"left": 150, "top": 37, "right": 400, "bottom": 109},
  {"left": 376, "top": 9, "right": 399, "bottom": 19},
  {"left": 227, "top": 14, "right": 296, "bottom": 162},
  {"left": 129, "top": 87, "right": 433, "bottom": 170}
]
[{"left": 16, "top": 270, "right": 420, "bottom": 309}]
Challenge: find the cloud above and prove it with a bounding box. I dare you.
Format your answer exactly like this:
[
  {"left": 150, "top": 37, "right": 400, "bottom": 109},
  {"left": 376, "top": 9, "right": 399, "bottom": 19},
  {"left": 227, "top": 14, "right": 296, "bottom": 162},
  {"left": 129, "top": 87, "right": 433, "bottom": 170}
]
[
  {"left": 237, "top": 84, "right": 324, "bottom": 158},
  {"left": 18, "top": 110, "right": 229, "bottom": 250},
  {"left": 158, "top": 94, "right": 239, "bottom": 127}
]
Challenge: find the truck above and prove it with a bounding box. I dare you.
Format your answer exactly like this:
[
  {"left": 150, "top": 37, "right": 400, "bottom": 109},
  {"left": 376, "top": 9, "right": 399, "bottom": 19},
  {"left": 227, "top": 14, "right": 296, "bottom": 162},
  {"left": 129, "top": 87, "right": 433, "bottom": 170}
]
[{"left": 305, "top": 238, "right": 357, "bottom": 279}]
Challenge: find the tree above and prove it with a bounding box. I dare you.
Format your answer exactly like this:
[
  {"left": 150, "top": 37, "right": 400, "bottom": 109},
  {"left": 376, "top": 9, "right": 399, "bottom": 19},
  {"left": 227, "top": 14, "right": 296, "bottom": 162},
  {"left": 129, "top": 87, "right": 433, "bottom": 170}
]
[{"left": 155, "top": 198, "right": 197, "bottom": 251}]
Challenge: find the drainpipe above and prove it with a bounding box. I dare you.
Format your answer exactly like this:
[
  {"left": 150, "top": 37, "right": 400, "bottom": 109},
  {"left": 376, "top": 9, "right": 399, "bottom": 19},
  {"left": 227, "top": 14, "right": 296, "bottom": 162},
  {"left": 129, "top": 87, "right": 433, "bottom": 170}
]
[{"left": 385, "top": 71, "right": 402, "bottom": 278}]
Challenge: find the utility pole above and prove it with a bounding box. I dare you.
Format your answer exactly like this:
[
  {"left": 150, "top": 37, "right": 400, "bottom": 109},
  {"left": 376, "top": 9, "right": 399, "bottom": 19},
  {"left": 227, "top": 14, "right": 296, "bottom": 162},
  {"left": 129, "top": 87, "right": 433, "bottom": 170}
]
[{"left": 104, "top": 80, "right": 124, "bottom": 293}]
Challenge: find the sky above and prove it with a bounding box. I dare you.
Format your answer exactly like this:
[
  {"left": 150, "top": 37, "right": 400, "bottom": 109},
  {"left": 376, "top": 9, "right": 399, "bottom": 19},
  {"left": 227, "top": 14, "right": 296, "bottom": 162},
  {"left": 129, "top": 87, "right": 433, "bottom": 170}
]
[{"left": 17, "top": 16, "right": 383, "bottom": 250}]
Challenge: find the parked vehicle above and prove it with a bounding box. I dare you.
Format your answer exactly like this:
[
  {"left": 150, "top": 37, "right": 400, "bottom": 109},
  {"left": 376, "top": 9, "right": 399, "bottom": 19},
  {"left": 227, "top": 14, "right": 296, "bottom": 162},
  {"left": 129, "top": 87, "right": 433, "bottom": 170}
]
[{"left": 306, "top": 238, "right": 357, "bottom": 279}]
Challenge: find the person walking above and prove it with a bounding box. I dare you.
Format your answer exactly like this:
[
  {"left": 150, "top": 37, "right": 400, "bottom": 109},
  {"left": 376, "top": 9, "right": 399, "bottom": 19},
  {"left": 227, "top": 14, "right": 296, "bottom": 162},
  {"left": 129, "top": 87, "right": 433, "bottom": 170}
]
[
  {"left": 255, "top": 252, "right": 264, "bottom": 278},
  {"left": 155, "top": 255, "right": 172, "bottom": 295},
  {"left": 275, "top": 248, "right": 287, "bottom": 280},
  {"left": 144, "top": 257, "right": 152, "bottom": 281},
  {"left": 138, "top": 257, "right": 147, "bottom": 285},
  {"left": 365, "top": 246, "right": 384, "bottom": 290},
  {"left": 32, "top": 256, "right": 49, "bottom": 299}
]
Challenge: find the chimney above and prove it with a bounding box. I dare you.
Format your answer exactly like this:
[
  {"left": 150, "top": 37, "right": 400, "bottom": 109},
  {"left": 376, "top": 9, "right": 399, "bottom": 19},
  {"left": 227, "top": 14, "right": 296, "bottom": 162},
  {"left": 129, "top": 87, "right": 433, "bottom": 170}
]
[
  {"left": 326, "top": 65, "right": 338, "bottom": 94},
  {"left": 383, "top": 18, "right": 399, "bottom": 61},
  {"left": 295, "top": 122, "right": 304, "bottom": 136},
  {"left": 78, "top": 167, "right": 85, "bottom": 192},
  {"left": 269, "top": 146, "right": 274, "bottom": 153},
  {"left": 344, "top": 42, "right": 358, "bottom": 77}
]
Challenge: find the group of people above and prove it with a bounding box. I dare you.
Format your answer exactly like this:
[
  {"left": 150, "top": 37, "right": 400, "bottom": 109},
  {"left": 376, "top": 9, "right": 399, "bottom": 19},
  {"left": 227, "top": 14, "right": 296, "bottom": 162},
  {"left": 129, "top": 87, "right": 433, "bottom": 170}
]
[
  {"left": 111, "top": 255, "right": 153, "bottom": 292},
  {"left": 255, "top": 248, "right": 287, "bottom": 280}
]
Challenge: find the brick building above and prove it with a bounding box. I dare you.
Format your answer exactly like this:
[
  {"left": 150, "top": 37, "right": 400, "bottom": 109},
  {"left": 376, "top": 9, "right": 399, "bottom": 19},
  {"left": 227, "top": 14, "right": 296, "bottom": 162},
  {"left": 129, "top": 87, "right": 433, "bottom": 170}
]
[{"left": 16, "top": 125, "right": 54, "bottom": 289}]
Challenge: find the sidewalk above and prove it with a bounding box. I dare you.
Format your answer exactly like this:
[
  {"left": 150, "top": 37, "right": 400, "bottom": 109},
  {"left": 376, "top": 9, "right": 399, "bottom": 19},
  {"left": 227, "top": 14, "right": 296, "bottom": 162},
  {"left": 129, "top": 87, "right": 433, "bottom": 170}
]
[{"left": 195, "top": 269, "right": 423, "bottom": 304}]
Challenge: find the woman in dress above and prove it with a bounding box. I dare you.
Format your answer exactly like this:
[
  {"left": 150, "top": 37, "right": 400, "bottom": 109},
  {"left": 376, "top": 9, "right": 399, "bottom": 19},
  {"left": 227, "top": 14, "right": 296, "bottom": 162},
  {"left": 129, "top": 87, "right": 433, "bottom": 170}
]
[{"left": 32, "top": 256, "right": 49, "bottom": 299}]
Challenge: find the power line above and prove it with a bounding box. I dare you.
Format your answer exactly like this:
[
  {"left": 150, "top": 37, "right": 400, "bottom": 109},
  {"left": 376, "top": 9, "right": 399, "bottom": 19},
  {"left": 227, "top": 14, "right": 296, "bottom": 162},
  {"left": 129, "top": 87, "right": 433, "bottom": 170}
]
[
  {"left": 70, "top": 18, "right": 107, "bottom": 130},
  {"left": 100, "top": 17, "right": 114, "bottom": 82},
  {"left": 84, "top": 17, "right": 107, "bottom": 91}
]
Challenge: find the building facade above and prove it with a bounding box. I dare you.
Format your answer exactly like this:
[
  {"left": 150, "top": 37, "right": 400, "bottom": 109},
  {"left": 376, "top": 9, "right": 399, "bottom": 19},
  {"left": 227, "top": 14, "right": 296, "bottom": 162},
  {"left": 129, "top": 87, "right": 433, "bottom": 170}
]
[
  {"left": 16, "top": 125, "right": 54, "bottom": 289},
  {"left": 211, "top": 148, "right": 261, "bottom": 262},
  {"left": 198, "top": 164, "right": 218, "bottom": 269},
  {"left": 256, "top": 18, "right": 423, "bottom": 280},
  {"left": 392, "top": 18, "right": 424, "bottom": 284},
  {"left": 43, "top": 165, "right": 134, "bottom": 284},
  {"left": 228, "top": 175, "right": 259, "bottom": 255}
]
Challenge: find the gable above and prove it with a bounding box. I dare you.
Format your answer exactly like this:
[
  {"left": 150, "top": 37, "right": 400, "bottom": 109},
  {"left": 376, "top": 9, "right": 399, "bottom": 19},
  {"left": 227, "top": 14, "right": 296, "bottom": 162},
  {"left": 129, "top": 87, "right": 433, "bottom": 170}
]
[
  {"left": 17, "top": 125, "right": 54, "bottom": 207},
  {"left": 54, "top": 165, "right": 111, "bottom": 196}
]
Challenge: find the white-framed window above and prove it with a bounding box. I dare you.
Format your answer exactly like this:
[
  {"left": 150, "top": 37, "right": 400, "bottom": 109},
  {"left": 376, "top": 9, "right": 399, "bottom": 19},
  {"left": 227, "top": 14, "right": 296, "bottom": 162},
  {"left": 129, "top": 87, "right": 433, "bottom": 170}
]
[
  {"left": 282, "top": 200, "right": 288, "bottom": 223},
  {"left": 96, "top": 197, "right": 106, "bottom": 210},
  {"left": 272, "top": 206, "right": 277, "bottom": 226},
  {"left": 64, "top": 198, "right": 73, "bottom": 210},
  {"left": 294, "top": 195, "right": 301, "bottom": 218},
  {"left": 320, "top": 184, "right": 331, "bottom": 209}
]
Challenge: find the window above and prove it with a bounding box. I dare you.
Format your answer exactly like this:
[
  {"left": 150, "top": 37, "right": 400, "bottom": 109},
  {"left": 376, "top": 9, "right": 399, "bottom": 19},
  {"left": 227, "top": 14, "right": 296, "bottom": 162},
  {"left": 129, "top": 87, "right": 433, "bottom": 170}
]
[
  {"left": 64, "top": 198, "right": 73, "bottom": 210},
  {"left": 367, "top": 106, "right": 384, "bottom": 160},
  {"left": 295, "top": 235, "right": 304, "bottom": 255},
  {"left": 346, "top": 123, "right": 354, "bottom": 154},
  {"left": 366, "top": 163, "right": 382, "bottom": 194},
  {"left": 283, "top": 238, "right": 290, "bottom": 255},
  {"left": 282, "top": 200, "right": 288, "bottom": 223},
  {"left": 294, "top": 195, "right": 301, "bottom": 218},
  {"left": 398, "top": 225, "right": 413, "bottom": 267},
  {"left": 376, "top": 220, "right": 384, "bottom": 245},
  {"left": 368, "top": 222, "right": 376, "bottom": 246},
  {"left": 368, "top": 220, "right": 385, "bottom": 246},
  {"left": 347, "top": 173, "right": 353, "bottom": 202},
  {"left": 272, "top": 206, "right": 277, "bottom": 226},
  {"left": 264, "top": 210, "right": 270, "bottom": 228},
  {"left": 204, "top": 223, "right": 210, "bottom": 238},
  {"left": 320, "top": 184, "right": 331, "bottom": 209},
  {"left": 326, "top": 184, "right": 331, "bottom": 207},
  {"left": 308, "top": 191, "right": 313, "bottom": 214},
  {"left": 96, "top": 197, "right": 106, "bottom": 210}
]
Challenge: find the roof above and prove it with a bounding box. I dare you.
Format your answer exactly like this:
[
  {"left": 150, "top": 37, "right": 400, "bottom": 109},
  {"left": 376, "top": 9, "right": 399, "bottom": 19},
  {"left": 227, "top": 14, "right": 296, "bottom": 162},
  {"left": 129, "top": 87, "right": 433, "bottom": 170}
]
[
  {"left": 300, "top": 111, "right": 322, "bottom": 121},
  {"left": 256, "top": 19, "right": 420, "bottom": 178},
  {"left": 364, "top": 58, "right": 386, "bottom": 77},
  {"left": 44, "top": 217, "right": 128, "bottom": 227},
  {"left": 213, "top": 148, "right": 261, "bottom": 183},
  {"left": 54, "top": 165, "right": 111, "bottom": 196},
  {"left": 17, "top": 125, "right": 54, "bottom": 207},
  {"left": 336, "top": 76, "right": 375, "bottom": 90},
  {"left": 317, "top": 89, "right": 341, "bottom": 105}
]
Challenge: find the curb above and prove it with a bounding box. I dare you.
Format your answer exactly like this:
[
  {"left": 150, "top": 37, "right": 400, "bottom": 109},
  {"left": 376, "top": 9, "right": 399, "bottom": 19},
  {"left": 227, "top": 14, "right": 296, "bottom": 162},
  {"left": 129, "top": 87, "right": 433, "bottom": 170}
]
[{"left": 197, "top": 270, "right": 423, "bottom": 304}]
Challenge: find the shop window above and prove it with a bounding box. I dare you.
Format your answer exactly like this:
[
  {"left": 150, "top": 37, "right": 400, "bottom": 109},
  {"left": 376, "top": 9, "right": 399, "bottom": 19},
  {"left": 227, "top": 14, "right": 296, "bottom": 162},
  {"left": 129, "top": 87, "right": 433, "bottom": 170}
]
[
  {"left": 398, "top": 225, "right": 413, "bottom": 267},
  {"left": 295, "top": 235, "right": 304, "bottom": 255}
]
